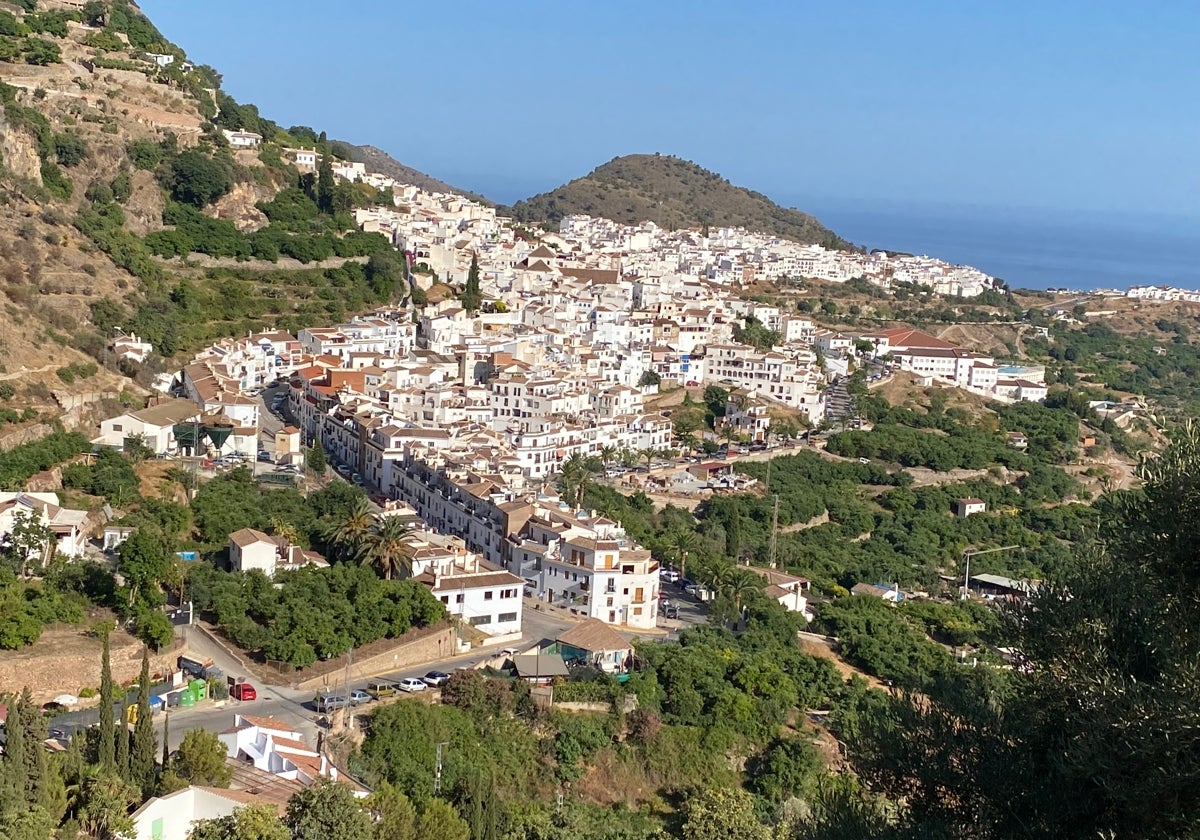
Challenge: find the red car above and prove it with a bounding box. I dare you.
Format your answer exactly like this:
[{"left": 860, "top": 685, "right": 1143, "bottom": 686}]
[{"left": 231, "top": 683, "right": 256, "bottom": 701}]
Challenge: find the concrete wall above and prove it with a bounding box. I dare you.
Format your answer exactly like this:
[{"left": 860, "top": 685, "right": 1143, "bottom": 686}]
[{"left": 295, "top": 624, "right": 456, "bottom": 693}]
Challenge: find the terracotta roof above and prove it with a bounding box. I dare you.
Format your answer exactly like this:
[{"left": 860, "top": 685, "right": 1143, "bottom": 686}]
[
  {"left": 430, "top": 570, "right": 523, "bottom": 592},
  {"left": 230, "top": 528, "right": 274, "bottom": 548},
  {"left": 556, "top": 618, "right": 630, "bottom": 653}
]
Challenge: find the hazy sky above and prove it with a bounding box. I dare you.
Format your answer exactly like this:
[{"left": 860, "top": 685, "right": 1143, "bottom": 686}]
[{"left": 140, "top": 1, "right": 1200, "bottom": 219}]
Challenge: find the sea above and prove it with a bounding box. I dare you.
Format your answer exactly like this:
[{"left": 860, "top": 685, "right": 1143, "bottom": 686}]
[{"left": 800, "top": 199, "right": 1200, "bottom": 293}]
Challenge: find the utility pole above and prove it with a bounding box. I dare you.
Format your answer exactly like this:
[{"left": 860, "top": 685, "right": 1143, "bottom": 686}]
[
  {"left": 434, "top": 741, "right": 448, "bottom": 794},
  {"left": 960, "top": 545, "right": 1021, "bottom": 599},
  {"left": 341, "top": 645, "right": 354, "bottom": 729}
]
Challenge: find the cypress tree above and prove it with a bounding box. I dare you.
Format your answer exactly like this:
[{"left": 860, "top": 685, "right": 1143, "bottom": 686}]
[
  {"left": 98, "top": 631, "right": 115, "bottom": 771},
  {"left": 18, "top": 686, "right": 48, "bottom": 808},
  {"left": 2, "top": 689, "right": 28, "bottom": 805},
  {"left": 461, "top": 252, "right": 482, "bottom": 313},
  {"left": 131, "top": 648, "right": 157, "bottom": 795},
  {"left": 115, "top": 716, "right": 130, "bottom": 779},
  {"left": 316, "top": 142, "right": 334, "bottom": 214},
  {"left": 161, "top": 712, "right": 170, "bottom": 771}
]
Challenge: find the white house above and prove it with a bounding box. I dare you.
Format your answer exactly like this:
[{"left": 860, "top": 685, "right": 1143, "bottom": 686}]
[
  {"left": 144, "top": 52, "right": 175, "bottom": 67},
  {"left": 953, "top": 497, "right": 987, "bottom": 518},
  {"left": 124, "top": 786, "right": 276, "bottom": 840},
  {"left": 228, "top": 528, "right": 327, "bottom": 577},
  {"left": 95, "top": 399, "right": 201, "bottom": 454},
  {"left": 410, "top": 536, "right": 524, "bottom": 637},
  {"left": 744, "top": 566, "right": 812, "bottom": 622},
  {"left": 111, "top": 333, "right": 154, "bottom": 364},
  {"left": 0, "top": 492, "right": 89, "bottom": 560},
  {"left": 222, "top": 129, "right": 263, "bottom": 149},
  {"left": 218, "top": 713, "right": 369, "bottom": 798}
]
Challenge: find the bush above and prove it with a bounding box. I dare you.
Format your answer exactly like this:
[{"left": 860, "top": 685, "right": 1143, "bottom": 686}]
[
  {"left": 53, "top": 132, "right": 89, "bottom": 167},
  {"left": 167, "top": 148, "right": 234, "bottom": 207},
  {"left": 126, "top": 138, "right": 163, "bottom": 170},
  {"left": 22, "top": 36, "right": 60, "bottom": 65}
]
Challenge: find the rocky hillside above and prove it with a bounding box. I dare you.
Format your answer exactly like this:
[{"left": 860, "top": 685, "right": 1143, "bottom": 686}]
[
  {"left": 504, "top": 153, "right": 852, "bottom": 248},
  {"left": 339, "top": 142, "right": 491, "bottom": 205},
  {"left": 0, "top": 0, "right": 411, "bottom": 436}
]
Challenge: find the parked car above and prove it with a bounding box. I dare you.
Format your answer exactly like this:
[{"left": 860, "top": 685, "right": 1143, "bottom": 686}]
[
  {"left": 348, "top": 689, "right": 372, "bottom": 705},
  {"left": 422, "top": 670, "right": 450, "bottom": 687},
  {"left": 662, "top": 604, "right": 680, "bottom": 619},
  {"left": 336, "top": 465, "right": 352, "bottom": 479},
  {"left": 858, "top": 457, "right": 871, "bottom": 464},
  {"left": 397, "top": 677, "right": 427, "bottom": 693},
  {"left": 314, "top": 694, "right": 348, "bottom": 712},
  {"left": 366, "top": 680, "right": 397, "bottom": 699},
  {"left": 660, "top": 569, "right": 680, "bottom": 583},
  {"left": 351, "top": 473, "right": 364, "bottom": 486},
  {"left": 499, "top": 648, "right": 520, "bottom": 658},
  {"left": 277, "top": 464, "right": 301, "bottom": 474},
  {"left": 257, "top": 451, "right": 273, "bottom": 463},
  {"left": 231, "top": 683, "right": 257, "bottom": 701}
]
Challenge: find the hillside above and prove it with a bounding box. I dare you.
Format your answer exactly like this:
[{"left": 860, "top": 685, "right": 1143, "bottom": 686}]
[
  {"left": 338, "top": 142, "right": 492, "bottom": 204},
  {"left": 0, "top": 0, "right": 411, "bottom": 435},
  {"left": 504, "top": 153, "right": 852, "bottom": 248}
]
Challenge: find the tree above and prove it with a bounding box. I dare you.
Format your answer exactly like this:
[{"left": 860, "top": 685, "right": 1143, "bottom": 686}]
[
  {"left": 460, "top": 252, "right": 482, "bottom": 314},
  {"left": 360, "top": 516, "right": 415, "bottom": 580},
  {"left": 638, "top": 369, "right": 661, "bottom": 387},
  {"left": 82, "top": 0, "right": 107, "bottom": 26},
  {"left": 73, "top": 773, "right": 138, "bottom": 840},
  {"left": 316, "top": 143, "right": 335, "bottom": 214},
  {"left": 455, "top": 766, "right": 498, "bottom": 840},
  {"left": 115, "top": 718, "right": 129, "bottom": 778},
  {"left": 130, "top": 648, "right": 157, "bottom": 796},
  {"left": 325, "top": 497, "right": 374, "bottom": 562},
  {"left": 98, "top": 632, "right": 115, "bottom": 772},
  {"left": 305, "top": 444, "right": 327, "bottom": 475},
  {"left": 681, "top": 787, "right": 770, "bottom": 840},
  {"left": 556, "top": 453, "right": 600, "bottom": 509},
  {"left": 843, "top": 427, "right": 1200, "bottom": 839},
  {"left": 118, "top": 527, "right": 172, "bottom": 607},
  {"left": 366, "top": 780, "right": 416, "bottom": 840},
  {"left": 2, "top": 509, "right": 52, "bottom": 580},
  {"left": 284, "top": 779, "right": 373, "bottom": 840},
  {"left": 665, "top": 529, "right": 696, "bottom": 580},
  {"left": 173, "top": 729, "right": 231, "bottom": 788},
  {"left": 190, "top": 804, "right": 290, "bottom": 840},
  {"left": 169, "top": 149, "right": 234, "bottom": 207},
  {"left": 416, "top": 798, "right": 470, "bottom": 840}
]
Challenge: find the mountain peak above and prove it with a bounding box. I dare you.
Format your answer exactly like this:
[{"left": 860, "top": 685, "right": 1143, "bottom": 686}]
[{"left": 504, "top": 153, "right": 850, "bottom": 248}]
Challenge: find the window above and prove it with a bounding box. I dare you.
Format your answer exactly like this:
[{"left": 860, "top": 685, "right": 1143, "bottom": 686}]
[
  {"left": 440, "top": 596, "right": 449, "bottom": 605},
  {"left": 501, "top": 588, "right": 517, "bottom": 598},
  {"left": 484, "top": 591, "right": 494, "bottom": 601},
  {"left": 498, "top": 612, "right": 517, "bottom": 623},
  {"left": 113, "top": 424, "right": 124, "bottom": 432},
  {"left": 455, "top": 594, "right": 464, "bottom": 604},
  {"left": 469, "top": 615, "right": 491, "bottom": 626}
]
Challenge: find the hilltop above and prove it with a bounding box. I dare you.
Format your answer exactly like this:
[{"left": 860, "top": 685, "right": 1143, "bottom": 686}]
[
  {"left": 504, "top": 153, "right": 852, "bottom": 248},
  {"left": 337, "top": 142, "right": 492, "bottom": 205}
]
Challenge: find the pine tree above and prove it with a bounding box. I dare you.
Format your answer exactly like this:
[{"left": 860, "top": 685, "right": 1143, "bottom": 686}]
[
  {"left": 131, "top": 647, "right": 157, "bottom": 796},
  {"left": 460, "top": 252, "right": 482, "bottom": 314},
  {"left": 98, "top": 632, "right": 115, "bottom": 771}
]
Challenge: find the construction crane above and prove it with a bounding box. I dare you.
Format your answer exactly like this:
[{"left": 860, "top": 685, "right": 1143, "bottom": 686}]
[{"left": 960, "top": 545, "right": 1021, "bottom": 600}]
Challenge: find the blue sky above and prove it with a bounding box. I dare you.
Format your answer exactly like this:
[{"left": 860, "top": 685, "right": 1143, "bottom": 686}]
[{"left": 140, "top": 1, "right": 1200, "bottom": 220}]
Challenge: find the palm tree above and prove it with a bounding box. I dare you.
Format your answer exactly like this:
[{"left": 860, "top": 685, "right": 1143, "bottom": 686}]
[
  {"left": 557, "top": 452, "right": 600, "bottom": 509},
  {"left": 638, "top": 448, "right": 659, "bottom": 474},
  {"left": 599, "top": 445, "right": 618, "bottom": 470},
  {"left": 724, "top": 568, "right": 761, "bottom": 617},
  {"left": 360, "top": 516, "right": 415, "bottom": 580},
  {"left": 269, "top": 517, "right": 300, "bottom": 550},
  {"left": 325, "top": 497, "right": 374, "bottom": 562},
  {"left": 665, "top": 529, "right": 696, "bottom": 581}
]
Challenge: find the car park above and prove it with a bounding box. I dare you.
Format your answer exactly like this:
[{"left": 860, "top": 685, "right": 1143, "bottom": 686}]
[
  {"left": 348, "top": 689, "right": 372, "bottom": 705},
  {"left": 422, "top": 670, "right": 450, "bottom": 687},
  {"left": 397, "top": 677, "right": 426, "bottom": 692}
]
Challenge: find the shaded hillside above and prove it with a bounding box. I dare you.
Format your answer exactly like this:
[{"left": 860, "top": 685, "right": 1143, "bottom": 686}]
[
  {"left": 505, "top": 154, "right": 852, "bottom": 248},
  {"left": 339, "top": 143, "right": 492, "bottom": 204}
]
